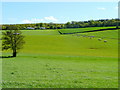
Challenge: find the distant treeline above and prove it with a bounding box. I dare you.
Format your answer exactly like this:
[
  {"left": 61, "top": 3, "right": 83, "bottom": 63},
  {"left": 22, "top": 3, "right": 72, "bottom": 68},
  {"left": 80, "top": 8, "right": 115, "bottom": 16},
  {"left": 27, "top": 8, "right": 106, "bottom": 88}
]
[{"left": 1, "top": 19, "right": 120, "bottom": 30}]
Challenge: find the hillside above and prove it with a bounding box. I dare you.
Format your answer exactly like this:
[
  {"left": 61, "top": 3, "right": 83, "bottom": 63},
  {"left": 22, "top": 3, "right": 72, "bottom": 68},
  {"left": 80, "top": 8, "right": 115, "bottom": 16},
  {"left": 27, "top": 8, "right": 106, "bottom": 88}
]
[{"left": 2, "top": 27, "right": 118, "bottom": 88}]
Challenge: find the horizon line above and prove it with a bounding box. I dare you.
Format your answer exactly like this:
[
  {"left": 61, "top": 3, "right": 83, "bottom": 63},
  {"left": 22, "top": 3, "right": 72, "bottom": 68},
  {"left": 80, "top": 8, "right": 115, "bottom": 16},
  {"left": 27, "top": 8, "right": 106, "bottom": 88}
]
[{"left": 1, "top": 18, "right": 119, "bottom": 25}]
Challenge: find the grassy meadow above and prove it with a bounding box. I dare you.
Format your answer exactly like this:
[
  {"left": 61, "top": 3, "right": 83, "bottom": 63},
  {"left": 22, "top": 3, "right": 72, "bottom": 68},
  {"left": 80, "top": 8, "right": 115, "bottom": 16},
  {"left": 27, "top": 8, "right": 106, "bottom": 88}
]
[
  {"left": 2, "top": 27, "right": 118, "bottom": 88},
  {"left": 59, "top": 26, "right": 116, "bottom": 33}
]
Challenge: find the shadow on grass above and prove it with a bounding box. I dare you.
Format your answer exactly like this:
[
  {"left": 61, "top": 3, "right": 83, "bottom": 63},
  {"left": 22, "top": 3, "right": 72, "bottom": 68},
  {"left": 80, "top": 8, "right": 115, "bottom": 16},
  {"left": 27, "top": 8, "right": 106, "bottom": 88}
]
[{"left": 0, "top": 56, "right": 14, "bottom": 58}]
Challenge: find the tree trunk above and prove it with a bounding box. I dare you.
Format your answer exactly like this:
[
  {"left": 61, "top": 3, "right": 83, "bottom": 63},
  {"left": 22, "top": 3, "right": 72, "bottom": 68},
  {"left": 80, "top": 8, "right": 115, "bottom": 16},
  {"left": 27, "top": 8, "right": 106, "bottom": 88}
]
[{"left": 13, "top": 50, "right": 17, "bottom": 57}]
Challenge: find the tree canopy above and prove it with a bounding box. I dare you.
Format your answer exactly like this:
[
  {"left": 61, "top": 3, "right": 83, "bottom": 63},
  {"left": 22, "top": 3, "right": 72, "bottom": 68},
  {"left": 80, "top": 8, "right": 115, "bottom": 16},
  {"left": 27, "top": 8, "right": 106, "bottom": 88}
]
[
  {"left": 2, "top": 19, "right": 120, "bottom": 30},
  {"left": 2, "top": 30, "right": 25, "bottom": 57}
]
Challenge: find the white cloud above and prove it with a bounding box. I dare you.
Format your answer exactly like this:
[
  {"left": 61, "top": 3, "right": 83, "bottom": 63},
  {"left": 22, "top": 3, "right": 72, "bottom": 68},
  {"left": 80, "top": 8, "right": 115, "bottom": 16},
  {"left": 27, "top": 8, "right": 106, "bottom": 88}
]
[
  {"left": 22, "top": 19, "right": 34, "bottom": 23},
  {"left": 60, "top": 16, "right": 70, "bottom": 19},
  {"left": 97, "top": 7, "right": 106, "bottom": 10},
  {"left": 31, "top": 18, "right": 44, "bottom": 22},
  {"left": 44, "top": 16, "right": 58, "bottom": 21},
  {"left": 22, "top": 16, "right": 58, "bottom": 23}
]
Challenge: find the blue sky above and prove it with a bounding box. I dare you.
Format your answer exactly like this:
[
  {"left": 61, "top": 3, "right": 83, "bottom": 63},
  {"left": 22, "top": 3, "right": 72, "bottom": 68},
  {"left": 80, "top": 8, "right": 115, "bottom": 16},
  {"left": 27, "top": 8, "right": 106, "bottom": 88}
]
[{"left": 2, "top": 2, "right": 118, "bottom": 24}]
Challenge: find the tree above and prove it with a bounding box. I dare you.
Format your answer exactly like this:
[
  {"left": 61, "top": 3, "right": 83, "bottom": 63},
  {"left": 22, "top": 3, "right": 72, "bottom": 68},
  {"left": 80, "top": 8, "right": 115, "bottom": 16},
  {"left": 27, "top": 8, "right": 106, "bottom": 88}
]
[
  {"left": 2, "top": 30, "right": 25, "bottom": 57},
  {"left": 65, "top": 22, "right": 71, "bottom": 28},
  {"left": 50, "top": 25, "right": 54, "bottom": 29},
  {"left": 2, "top": 25, "right": 7, "bottom": 30}
]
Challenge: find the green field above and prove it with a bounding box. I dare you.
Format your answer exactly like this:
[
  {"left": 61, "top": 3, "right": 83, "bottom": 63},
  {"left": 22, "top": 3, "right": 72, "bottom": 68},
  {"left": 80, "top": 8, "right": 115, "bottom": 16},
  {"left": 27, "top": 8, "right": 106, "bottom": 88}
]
[
  {"left": 59, "top": 26, "right": 116, "bottom": 33},
  {"left": 2, "top": 27, "right": 118, "bottom": 88},
  {"left": 78, "top": 30, "right": 118, "bottom": 39}
]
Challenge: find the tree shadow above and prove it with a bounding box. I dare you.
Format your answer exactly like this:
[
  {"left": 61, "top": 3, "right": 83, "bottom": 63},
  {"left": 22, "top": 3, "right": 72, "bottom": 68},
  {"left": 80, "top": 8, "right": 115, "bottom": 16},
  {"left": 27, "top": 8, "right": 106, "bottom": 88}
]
[{"left": 0, "top": 56, "right": 14, "bottom": 58}]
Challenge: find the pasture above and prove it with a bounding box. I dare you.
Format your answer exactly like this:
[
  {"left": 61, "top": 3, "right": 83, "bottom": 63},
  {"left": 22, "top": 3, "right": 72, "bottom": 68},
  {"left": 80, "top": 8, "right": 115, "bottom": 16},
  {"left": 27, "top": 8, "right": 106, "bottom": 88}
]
[
  {"left": 2, "top": 27, "right": 118, "bottom": 88},
  {"left": 58, "top": 26, "right": 116, "bottom": 33}
]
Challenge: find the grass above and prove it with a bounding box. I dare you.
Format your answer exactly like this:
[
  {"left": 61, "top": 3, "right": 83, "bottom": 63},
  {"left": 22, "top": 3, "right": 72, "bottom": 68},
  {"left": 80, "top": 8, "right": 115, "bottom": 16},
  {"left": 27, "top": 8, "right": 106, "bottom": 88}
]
[
  {"left": 2, "top": 27, "right": 118, "bottom": 88},
  {"left": 2, "top": 54, "right": 118, "bottom": 88},
  {"left": 20, "top": 35, "right": 118, "bottom": 57},
  {"left": 78, "top": 30, "right": 118, "bottom": 39},
  {"left": 58, "top": 26, "right": 116, "bottom": 33},
  {"left": 21, "top": 30, "right": 60, "bottom": 35}
]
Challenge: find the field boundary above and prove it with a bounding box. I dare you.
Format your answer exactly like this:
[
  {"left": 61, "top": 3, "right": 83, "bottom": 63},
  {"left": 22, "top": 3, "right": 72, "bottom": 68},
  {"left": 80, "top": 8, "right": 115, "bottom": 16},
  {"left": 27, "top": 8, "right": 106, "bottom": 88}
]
[{"left": 58, "top": 28, "right": 119, "bottom": 35}]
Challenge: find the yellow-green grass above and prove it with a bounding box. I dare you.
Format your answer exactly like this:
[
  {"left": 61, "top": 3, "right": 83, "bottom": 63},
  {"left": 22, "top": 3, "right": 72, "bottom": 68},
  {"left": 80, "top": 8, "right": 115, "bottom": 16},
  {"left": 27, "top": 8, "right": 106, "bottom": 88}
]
[
  {"left": 22, "top": 30, "right": 60, "bottom": 35},
  {"left": 59, "top": 26, "right": 116, "bottom": 33},
  {"left": 20, "top": 34, "right": 117, "bottom": 57},
  {"left": 2, "top": 55, "right": 118, "bottom": 88},
  {"left": 2, "top": 28, "right": 118, "bottom": 88},
  {"left": 78, "top": 29, "right": 118, "bottom": 39}
]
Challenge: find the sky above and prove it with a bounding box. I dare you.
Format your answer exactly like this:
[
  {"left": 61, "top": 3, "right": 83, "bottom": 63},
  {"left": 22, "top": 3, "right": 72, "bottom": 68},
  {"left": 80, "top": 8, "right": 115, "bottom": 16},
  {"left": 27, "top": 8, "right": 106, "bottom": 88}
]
[
  {"left": 2, "top": 2, "right": 119, "bottom": 24},
  {"left": 1, "top": 0, "right": 119, "bottom": 2}
]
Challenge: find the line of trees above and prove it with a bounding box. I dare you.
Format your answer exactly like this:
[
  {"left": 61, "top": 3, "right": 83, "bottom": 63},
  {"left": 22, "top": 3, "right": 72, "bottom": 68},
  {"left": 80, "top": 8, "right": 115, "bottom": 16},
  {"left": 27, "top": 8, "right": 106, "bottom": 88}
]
[{"left": 1, "top": 19, "right": 120, "bottom": 30}]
